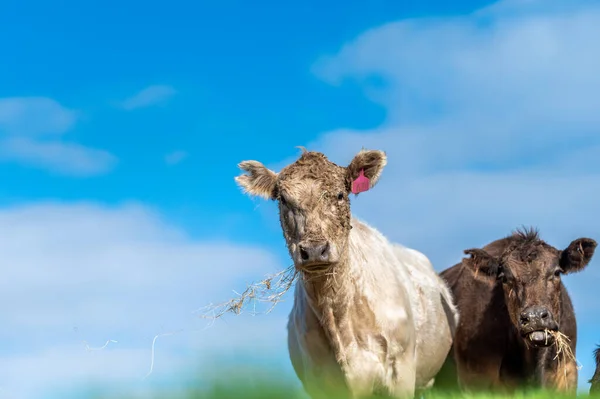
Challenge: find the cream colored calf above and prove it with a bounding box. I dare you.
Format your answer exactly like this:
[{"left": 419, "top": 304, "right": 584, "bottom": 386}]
[{"left": 235, "top": 149, "right": 458, "bottom": 398}]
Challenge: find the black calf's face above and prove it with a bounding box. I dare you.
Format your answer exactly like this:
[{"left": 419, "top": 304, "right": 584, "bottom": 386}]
[
  {"left": 501, "top": 248, "right": 562, "bottom": 346},
  {"left": 464, "top": 230, "right": 596, "bottom": 348}
]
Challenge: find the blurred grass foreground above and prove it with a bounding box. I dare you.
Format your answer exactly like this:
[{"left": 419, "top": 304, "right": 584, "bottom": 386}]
[{"left": 86, "top": 370, "right": 595, "bottom": 399}]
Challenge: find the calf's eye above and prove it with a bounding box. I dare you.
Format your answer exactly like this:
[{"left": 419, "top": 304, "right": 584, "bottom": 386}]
[
  {"left": 553, "top": 269, "right": 561, "bottom": 278},
  {"left": 337, "top": 192, "right": 344, "bottom": 201},
  {"left": 497, "top": 267, "right": 508, "bottom": 284}
]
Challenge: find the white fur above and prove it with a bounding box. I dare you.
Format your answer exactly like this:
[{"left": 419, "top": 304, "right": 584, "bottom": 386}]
[{"left": 287, "top": 217, "right": 459, "bottom": 398}]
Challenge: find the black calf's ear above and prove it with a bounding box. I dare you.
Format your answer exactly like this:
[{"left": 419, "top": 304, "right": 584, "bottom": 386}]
[
  {"left": 463, "top": 248, "right": 501, "bottom": 280},
  {"left": 560, "top": 238, "right": 597, "bottom": 274}
]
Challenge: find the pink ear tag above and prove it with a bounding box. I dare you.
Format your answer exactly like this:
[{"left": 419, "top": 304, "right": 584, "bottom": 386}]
[{"left": 351, "top": 169, "right": 370, "bottom": 194}]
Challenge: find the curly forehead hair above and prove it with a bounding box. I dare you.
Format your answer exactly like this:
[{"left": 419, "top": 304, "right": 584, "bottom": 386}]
[
  {"left": 277, "top": 152, "right": 348, "bottom": 189},
  {"left": 500, "top": 227, "right": 556, "bottom": 262}
]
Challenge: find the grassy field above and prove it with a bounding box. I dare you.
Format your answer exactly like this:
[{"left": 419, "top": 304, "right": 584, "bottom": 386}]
[
  {"left": 158, "top": 385, "right": 590, "bottom": 399},
  {"left": 89, "top": 377, "right": 595, "bottom": 399},
  {"left": 101, "top": 387, "right": 594, "bottom": 399}
]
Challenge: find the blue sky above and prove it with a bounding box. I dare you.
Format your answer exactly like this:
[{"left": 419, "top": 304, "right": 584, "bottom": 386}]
[
  {"left": 2, "top": 0, "right": 600, "bottom": 397},
  {"left": 0, "top": 0, "right": 490, "bottom": 239}
]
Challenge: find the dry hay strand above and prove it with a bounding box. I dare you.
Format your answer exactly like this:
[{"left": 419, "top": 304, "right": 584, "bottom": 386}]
[
  {"left": 195, "top": 264, "right": 298, "bottom": 323},
  {"left": 546, "top": 329, "right": 582, "bottom": 377}
]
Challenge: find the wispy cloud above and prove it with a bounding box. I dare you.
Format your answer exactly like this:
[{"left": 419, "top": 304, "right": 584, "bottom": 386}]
[
  {"left": 0, "top": 138, "right": 117, "bottom": 177},
  {"left": 120, "top": 85, "right": 177, "bottom": 111},
  {"left": 0, "top": 202, "right": 286, "bottom": 398},
  {"left": 164, "top": 150, "right": 188, "bottom": 166},
  {"left": 0, "top": 97, "right": 117, "bottom": 177},
  {"left": 0, "top": 97, "right": 77, "bottom": 137},
  {"left": 276, "top": 0, "right": 600, "bottom": 389}
]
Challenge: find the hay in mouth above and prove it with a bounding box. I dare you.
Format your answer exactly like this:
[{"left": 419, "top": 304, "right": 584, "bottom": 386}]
[
  {"left": 546, "top": 329, "right": 582, "bottom": 377},
  {"left": 527, "top": 330, "right": 552, "bottom": 345},
  {"left": 297, "top": 262, "right": 332, "bottom": 274},
  {"left": 196, "top": 264, "right": 298, "bottom": 320},
  {"left": 524, "top": 330, "right": 580, "bottom": 378}
]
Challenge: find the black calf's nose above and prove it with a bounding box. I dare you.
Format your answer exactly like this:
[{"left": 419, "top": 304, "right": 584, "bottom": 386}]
[
  {"left": 299, "top": 241, "right": 330, "bottom": 263},
  {"left": 519, "top": 312, "right": 530, "bottom": 325},
  {"left": 520, "top": 307, "right": 551, "bottom": 326}
]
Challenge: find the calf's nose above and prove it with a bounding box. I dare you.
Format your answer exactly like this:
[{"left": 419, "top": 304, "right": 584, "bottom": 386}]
[
  {"left": 299, "top": 241, "right": 331, "bottom": 264},
  {"left": 519, "top": 306, "right": 551, "bottom": 327}
]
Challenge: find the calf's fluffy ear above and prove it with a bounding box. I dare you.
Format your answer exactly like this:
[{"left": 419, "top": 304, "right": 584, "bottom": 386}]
[
  {"left": 235, "top": 160, "right": 278, "bottom": 200},
  {"left": 346, "top": 149, "right": 387, "bottom": 192},
  {"left": 463, "top": 248, "right": 501, "bottom": 279},
  {"left": 559, "top": 238, "right": 597, "bottom": 274}
]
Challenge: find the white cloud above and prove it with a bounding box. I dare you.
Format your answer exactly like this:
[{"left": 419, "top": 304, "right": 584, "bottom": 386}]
[
  {"left": 0, "top": 202, "right": 289, "bottom": 398},
  {"left": 164, "top": 150, "right": 188, "bottom": 165},
  {"left": 0, "top": 97, "right": 77, "bottom": 137},
  {"left": 0, "top": 138, "right": 117, "bottom": 177},
  {"left": 120, "top": 85, "right": 177, "bottom": 111},
  {"left": 270, "top": 0, "right": 600, "bottom": 391},
  {"left": 0, "top": 97, "right": 117, "bottom": 177},
  {"left": 312, "top": 0, "right": 600, "bottom": 162}
]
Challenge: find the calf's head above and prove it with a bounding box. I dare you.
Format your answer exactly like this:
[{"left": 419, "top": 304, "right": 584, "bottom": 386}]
[
  {"left": 463, "top": 229, "right": 596, "bottom": 348},
  {"left": 235, "top": 149, "right": 386, "bottom": 272}
]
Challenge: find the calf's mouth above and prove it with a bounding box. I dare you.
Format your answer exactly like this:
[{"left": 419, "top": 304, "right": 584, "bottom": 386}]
[
  {"left": 296, "top": 262, "right": 333, "bottom": 274},
  {"left": 523, "top": 329, "right": 558, "bottom": 348}
]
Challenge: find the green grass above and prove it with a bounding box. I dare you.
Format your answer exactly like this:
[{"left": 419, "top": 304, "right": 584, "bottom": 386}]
[
  {"left": 80, "top": 361, "right": 596, "bottom": 399},
  {"left": 89, "top": 377, "right": 595, "bottom": 399}
]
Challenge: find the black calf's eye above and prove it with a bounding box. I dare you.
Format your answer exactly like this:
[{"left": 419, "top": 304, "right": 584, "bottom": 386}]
[
  {"left": 497, "top": 266, "right": 508, "bottom": 283},
  {"left": 337, "top": 192, "right": 344, "bottom": 201}
]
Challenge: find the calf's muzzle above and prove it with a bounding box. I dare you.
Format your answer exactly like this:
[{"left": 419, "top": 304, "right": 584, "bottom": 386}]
[
  {"left": 519, "top": 306, "right": 558, "bottom": 347},
  {"left": 297, "top": 240, "right": 331, "bottom": 267}
]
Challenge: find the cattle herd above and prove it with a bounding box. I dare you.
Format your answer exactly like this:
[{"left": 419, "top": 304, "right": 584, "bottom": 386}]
[{"left": 235, "top": 148, "right": 600, "bottom": 399}]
